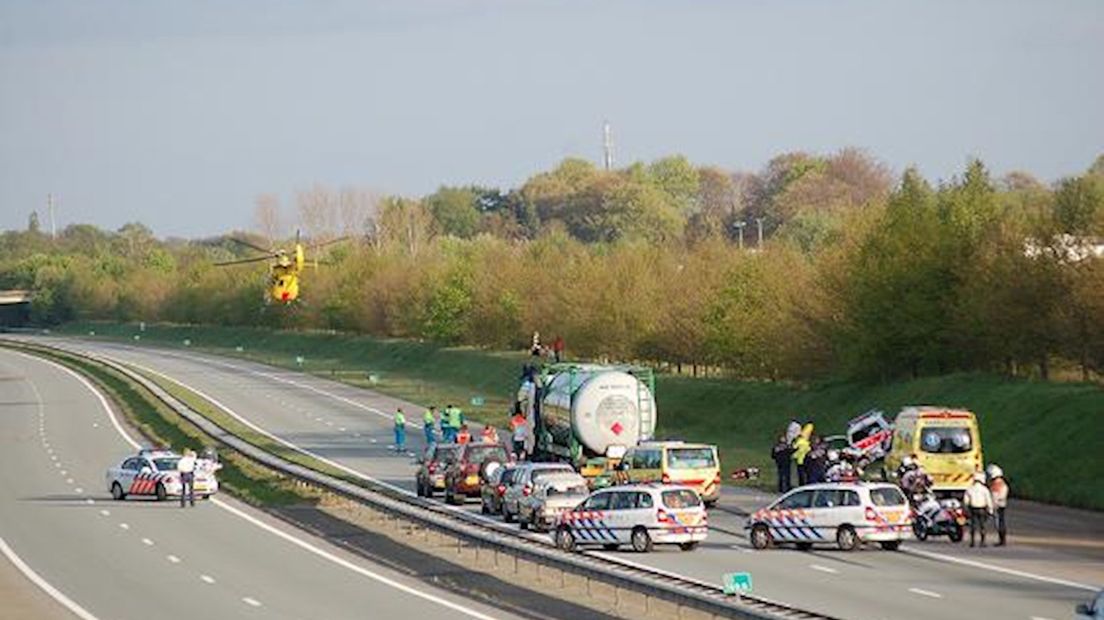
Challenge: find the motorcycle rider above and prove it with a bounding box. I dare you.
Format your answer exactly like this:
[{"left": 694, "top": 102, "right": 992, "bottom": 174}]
[
  {"left": 825, "top": 449, "right": 858, "bottom": 482},
  {"left": 962, "top": 471, "right": 995, "bottom": 547}
]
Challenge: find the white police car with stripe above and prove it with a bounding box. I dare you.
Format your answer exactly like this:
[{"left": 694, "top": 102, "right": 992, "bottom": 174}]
[
  {"left": 553, "top": 484, "right": 707, "bottom": 553},
  {"left": 105, "top": 449, "right": 219, "bottom": 502},
  {"left": 745, "top": 482, "right": 911, "bottom": 551}
]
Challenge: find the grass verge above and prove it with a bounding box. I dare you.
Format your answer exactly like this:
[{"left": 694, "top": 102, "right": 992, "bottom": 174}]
[{"left": 57, "top": 321, "right": 1104, "bottom": 510}]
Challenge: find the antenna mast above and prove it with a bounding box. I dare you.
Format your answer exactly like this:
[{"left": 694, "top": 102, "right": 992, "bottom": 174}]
[
  {"left": 47, "top": 193, "right": 56, "bottom": 238},
  {"left": 602, "top": 120, "right": 613, "bottom": 171}
]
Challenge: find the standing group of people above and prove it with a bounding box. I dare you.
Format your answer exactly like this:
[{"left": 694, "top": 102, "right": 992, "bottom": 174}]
[
  {"left": 398, "top": 403, "right": 506, "bottom": 451},
  {"left": 961, "top": 464, "right": 1010, "bottom": 547},
  {"left": 771, "top": 419, "right": 830, "bottom": 492}
]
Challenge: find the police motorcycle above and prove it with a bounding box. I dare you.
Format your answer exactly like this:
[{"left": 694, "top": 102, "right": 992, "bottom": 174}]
[
  {"left": 900, "top": 461, "right": 965, "bottom": 542},
  {"left": 824, "top": 449, "right": 863, "bottom": 482}
]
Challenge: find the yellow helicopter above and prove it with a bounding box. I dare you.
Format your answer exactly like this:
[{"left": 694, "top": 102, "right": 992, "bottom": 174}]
[{"left": 215, "top": 231, "right": 344, "bottom": 304}]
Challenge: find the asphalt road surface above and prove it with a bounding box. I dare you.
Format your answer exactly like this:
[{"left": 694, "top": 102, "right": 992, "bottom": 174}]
[
  {"left": 0, "top": 346, "right": 521, "bottom": 620},
  {"left": 13, "top": 337, "right": 1103, "bottom": 620}
]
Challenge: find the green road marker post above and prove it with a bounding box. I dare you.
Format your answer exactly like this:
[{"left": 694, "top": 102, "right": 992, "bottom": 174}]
[
  {"left": 722, "top": 572, "right": 753, "bottom": 600},
  {"left": 470, "top": 396, "right": 485, "bottom": 406}
]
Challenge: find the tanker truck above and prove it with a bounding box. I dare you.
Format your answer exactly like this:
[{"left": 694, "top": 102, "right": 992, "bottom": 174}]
[{"left": 515, "top": 363, "right": 657, "bottom": 487}]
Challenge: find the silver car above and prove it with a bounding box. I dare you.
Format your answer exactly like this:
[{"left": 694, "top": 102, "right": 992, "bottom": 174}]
[
  {"left": 518, "top": 472, "right": 588, "bottom": 532},
  {"left": 501, "top": 462, "right": 576, "bottom": 524}
]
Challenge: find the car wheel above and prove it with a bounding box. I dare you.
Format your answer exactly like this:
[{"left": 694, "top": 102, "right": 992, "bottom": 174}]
[
  {"left": 519, "top": 516, "right": 529, "bottom": 530},
  {"left": 111, "top": 482, "right": 125, "bottom": 501},
  {"left": 880, "top": 540, "right": 901, "bottom": 551},
  {"left": 630, "top": 527, "right": 653, "bottom": 553},
  {"left": 679, "top": 541, "right": 699, "bottom": 551},
  {"left": 445, "top": 489, "right": 460, "bottom": 505},
  {"left": 480, "top": 500, "right": 489, "bottom": 515},
  {"left": 948, "top": 525, "right": 964, "bottom": 543},
  {"left": 836, "top": 525, "right": 859, "bottom": 551},
  {"left": 503, "top": 508, "right": 515, "bottom": 523},
  {"left": 415, "top": 480, "right": 425, "bottom": 497},
  {"left": 555, "top": 527, "right": 575, "bottom": 552},
  {"left": 795, "top": 542, "right": 813, "bottom": 552},
  {"left": 750, "top": 524, "right": 771, "bottom": 550},
  {"left": 155, "top": 483, "right": 167, "bottom": 502}
]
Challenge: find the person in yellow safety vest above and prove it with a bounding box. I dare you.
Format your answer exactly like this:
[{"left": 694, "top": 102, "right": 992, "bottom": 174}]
[
  {"left": 423, "top": 406, "right": 437, "bottom": 445},
  {"left": 792, "top": 423, "right": 813, "bottom": 486},
  {"left": 394, "top": 408, "right": 407, "bottom": 453},
  {"left": 456, "top": 424, "right": 472, "bottom": 445},
  {"left": 443, "top": 405, "right": 464, "bottom": 443}
]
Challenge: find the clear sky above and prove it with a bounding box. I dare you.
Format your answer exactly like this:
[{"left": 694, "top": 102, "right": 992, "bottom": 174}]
[{"left": 2, "top": 0, "right": 1102, "bottom": 238}]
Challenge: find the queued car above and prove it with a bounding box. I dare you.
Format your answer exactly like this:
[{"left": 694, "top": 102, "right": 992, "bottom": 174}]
[
  {"left": 105, "top": 449, "right": 219, "bottom": 502},
  {"left": 518, "top": 471, "right": 589, "bottom": 532},
  {"left": 553, "top": 484, "right": 708, "bottom": 553},
  {"left": 501, "top": 462, "right": 576, "bottom": 523},
  {"left": 444, "top": 443, "right": 509, "bottom": 505},
  {"left": 745, "top": 482, "right": 912, "bottom": 551},
  {"left": 1076, "top": 589, "right": 1104, "bottom": 620},
  {"left": 480, "top": 463, "right": 517, "bottom": 515},
  {"left": 415, "top": 443, "right": 461, "bottom": 498}
]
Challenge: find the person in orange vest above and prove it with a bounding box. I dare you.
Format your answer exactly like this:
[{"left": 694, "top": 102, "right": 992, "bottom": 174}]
[
  {"left": 480, "top": 425, "right": 499, "bottom": 444},
  {"left": 456, "top": 424, "right": 472, "bottom": 445},
  {"left": 510, "top": 411, "right": 528, "bottom": 459}
]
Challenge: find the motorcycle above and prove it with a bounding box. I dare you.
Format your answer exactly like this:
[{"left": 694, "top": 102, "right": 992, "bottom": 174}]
[{"left": 911, "top": 492, "right": 966, "bottom": 542}]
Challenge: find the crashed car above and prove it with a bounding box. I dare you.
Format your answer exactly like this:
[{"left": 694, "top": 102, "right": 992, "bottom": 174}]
[{"left": 845, "top": 410, "right": 894, "bottom": 465}]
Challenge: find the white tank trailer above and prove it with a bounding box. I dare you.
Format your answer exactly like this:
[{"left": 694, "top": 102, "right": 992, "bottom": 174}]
[{"left": 518, "top": 364, "right": 657, "bottom": 466}]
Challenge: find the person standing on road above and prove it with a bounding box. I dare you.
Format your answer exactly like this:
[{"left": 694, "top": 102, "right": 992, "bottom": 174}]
[
  {"left": 963, "top": 472, "right": 995, "bottom": 547},
  {"left": 805, "top": 435, "right": 828, "bottom": 484},
  {"left": 177, "top": 449, "right": 197, "bottom": 508},
  {"left": 481, "top": 424, "right": 499, "bottom": 444},
  {"left": 792, "top": 423, "right": 813, "bottom": 486},
  {"left": 772, "top": 434, "right": 794, "bottom": 492},
  {"left": 510, "top": 410, "right": 528, "bottom": 460},
  {"left": 785, "top": 419, "right": 801, "bottom": 445},
  {"left": 423, "top": 406, "right": 438, "bottom": 446},
  {"left": 443, "top": 404, "right": 464, "bottom": 443},
  {"left": 987, "top": 464, "right": 1010, "bottom": 546},
  {"left": 394, "top": 408, "right": 407, "bottom": 453},
  {"left": 456, "top": 424, "right": 472, "bottom": 445}
]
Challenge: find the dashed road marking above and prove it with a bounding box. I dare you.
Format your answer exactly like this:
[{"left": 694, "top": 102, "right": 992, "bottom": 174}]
[
  {"left": 242, "top": 597, "right": 262, "bottom": 607},
  {"left": 74, "top": 487, "right": 83, "bottom": 494},
  {"left": 85, "top": 498, "right": 94, "bottom": 505},
  {"left": 167, "top": 555, "right": 181, "bottom": 563},
  {"left": 118, "top": 523, "right": 129, "bottom": 530},
  {"left": 141, "top": 538, "right": 154, "bottom": 546},
  {"left": 908, "top": 587, "right": 942, "bottom": 599},
  {"left": 200, "top": 574, "right": 215, "bottom": 584},
  {"left": 99, "top": 510, "right": 110, "bottom": 516},
  {"left": 60, "top": 470, "right": 67, "bottom": 476},
  {"left": 809, "top": 564, "right": 838, "bottom": 574},
  {"left": 66, "top": 478, "right": 74, "bottom": 484}
]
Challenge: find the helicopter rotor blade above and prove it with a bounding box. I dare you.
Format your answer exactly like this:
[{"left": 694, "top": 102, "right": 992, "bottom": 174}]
[
  {"left": 304, "top": 236, "right": 350, "bottom": 250},
  {"left": 213, "top": 255, "right": 273, "bottom": 267},
  {"left": 228, "top": 237, "right": 274, "bottom": 254}
]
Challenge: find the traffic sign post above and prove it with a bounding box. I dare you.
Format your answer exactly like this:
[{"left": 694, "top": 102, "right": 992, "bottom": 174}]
[
  {"left": 470, "top": 396, "right": 485, "bottom": 406},
  {"left": 722, "top": 572, "right": 753, "bottom": 598}
]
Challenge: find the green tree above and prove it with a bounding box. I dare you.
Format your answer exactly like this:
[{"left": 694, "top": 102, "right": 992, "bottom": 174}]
[{"left": 425, "top": 186, "right": 480, "bottom": 238}]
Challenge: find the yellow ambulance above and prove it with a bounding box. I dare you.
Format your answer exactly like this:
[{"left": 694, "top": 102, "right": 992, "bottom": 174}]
[
  {"left": 621, "top": 441, "right": 721, "bottom": 505},
  {"left": 885, "top": 406, "right": 984, "bottom": 493}
]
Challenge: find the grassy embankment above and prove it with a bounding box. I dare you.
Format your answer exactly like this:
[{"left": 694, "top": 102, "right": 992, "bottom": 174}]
[{"left": 59, "top": 321, "right": 1104, "bottom": 511}]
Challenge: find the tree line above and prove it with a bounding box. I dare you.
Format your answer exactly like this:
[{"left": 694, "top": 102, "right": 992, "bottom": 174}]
[{"left": 3, "top": 150, "right": 1102, "bottom": 382}]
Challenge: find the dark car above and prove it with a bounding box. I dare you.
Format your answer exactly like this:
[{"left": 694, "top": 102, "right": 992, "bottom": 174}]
[
  {"left": 444, "top": 443, "right": 509, "bottom": 505},
  {"left": 481, "top": 463, "right": 517, "bottom": 515},
  {"left": 415, "top": 443, "right": 461, "bottom": 498}
]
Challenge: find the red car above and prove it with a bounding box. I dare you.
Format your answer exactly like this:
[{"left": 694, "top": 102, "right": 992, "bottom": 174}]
[{"left": 444, "top": 443, "right": 509, "bottom": 505}]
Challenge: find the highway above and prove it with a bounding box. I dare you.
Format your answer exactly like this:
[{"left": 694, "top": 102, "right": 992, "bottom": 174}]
[
  {"left": 0, "top": 346, "right": 521, "bottom": 620},
  {"left": 11, "top": 337, "right": 1102, "bottom": 620}
]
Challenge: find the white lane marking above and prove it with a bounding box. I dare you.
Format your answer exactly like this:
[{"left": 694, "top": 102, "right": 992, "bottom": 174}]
[
  {"left": 54, "top": 463, "right": 61, "bottom": 468},
  {"left": 60, "top": 470, "right": 67, "bottom": 476},
  {"left": 50, "top": 455, "right": 57, "bottom": 461},
  {"left": 809, "top": 564, "right": 838, "bottom": 574},
  {"left": 45, "top": 346, "right": 504, "bottom": 620},
  {"left": 85, "top": 498, "right": 94, "bottom": 505},
  {"left": 1031, "top": 616, "right": 1057, "bottom": 620},
  {"left": 93, "top": 422, "right": 99, "bottom": 428},
  {"left": 119, "top": 523, "right": 129, "bottom": 530},
  {"left": 242, "top": 597, "right": 262, "bottom": 607},
  {"left": 339, "top": 427, "right": 346, "bottom": 432},
  {"left": 211, "top": 498, "right": 499, "bottom": 620},
  {"left": 99, "top": 510, "right": 110, "bottom": 516},
  {"left": 0, "top": 537, "right": 100, "bottom": 620},
  {"left": 141, "top": 538, "right": 154, "bottom": 546},
  {"left": 903, "top": 548, "right": 1098, "bottom": 592},
  {"left": 66, "top": 478, "right": 74, "bottom": 484},
  {"left": 200, "top": 574, "right": 215, "bottom": 584},
  {"left": 167, "top": 555, "right": 181, "bottom": 563},
  {"left": 74, "top": 487, "right": 83, "bottom": 494},
  {"left": 908, "top": 587, "right": 942, "bottom": 599}
]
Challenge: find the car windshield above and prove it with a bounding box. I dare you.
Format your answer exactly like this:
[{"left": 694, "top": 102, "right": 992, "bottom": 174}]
[
  {"left": 661, "top": 489, "right": 702, "bottom": 509},
  {"left": 667, "top": 447, "right": 716, "bottom": 469},
  {"left": 464, "top": 445, "right": 506, "bottom": 464},
  {"left": 434, "top": 447, "right": 461, "bottom": 464},
  {"left": 920, "top": 427, "right": 972, "bottom": 454},
  {"left": 531, "top": 467, "right": 574, "bottom": 484},
  {"left": 870, "top": 487, "right": 907, "bottom": 507},
  {"left": 152, "top": 458, "right": 179, "bottom": 471},
  {"left": 546, "top": 485, "right": 588, "bottom": 498}
]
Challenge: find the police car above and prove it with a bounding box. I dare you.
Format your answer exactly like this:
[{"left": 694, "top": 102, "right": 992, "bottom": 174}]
[
  {"left": 105, "top": 449, "right": 220, "bottom": 501},
  {"left": 745, "top": 482, "right": 911, "bottom": 551},
  {"left": 553, "top": 484, "right": 708, "bottom": 553}
]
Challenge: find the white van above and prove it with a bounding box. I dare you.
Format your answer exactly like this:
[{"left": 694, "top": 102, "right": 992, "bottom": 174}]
[{"left": 745, "top": 482, "right": 912, "bottom": 551}]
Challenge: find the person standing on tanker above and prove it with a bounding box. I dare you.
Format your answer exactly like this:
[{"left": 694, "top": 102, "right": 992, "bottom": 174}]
[
  {"left": 394, "top": 408, "right": 407, "bottom": 453},
  {"left": 552, "top": 336, "right": 565, "bottom": 363},
  {"left": 423, "top": 406, "right": 438, "bottom": 446},
  {"left": 772, "top": 434, "right": 793, "bottom": 493},
  {"left": 987, "top": 464, "right": 1010, "bottom": 546},
  {"left": 963, "top": 472, "right": 995, "bottom": 547},
  {"left": 177, "top": 449, "right": 197, "bottom": 508}
]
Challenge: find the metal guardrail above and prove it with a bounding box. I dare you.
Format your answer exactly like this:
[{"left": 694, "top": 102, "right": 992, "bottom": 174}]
[{"left": 11, "top": 339, "right": 839, "bottom": 620}]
